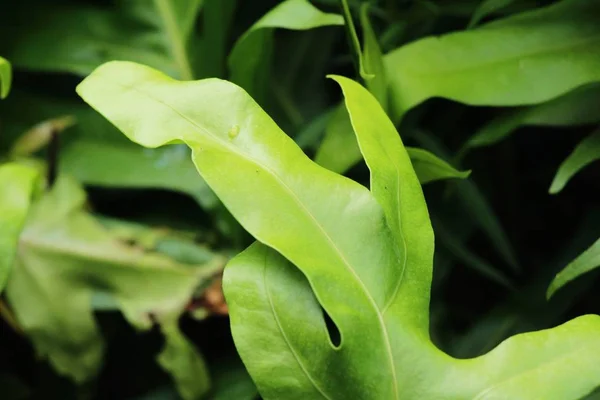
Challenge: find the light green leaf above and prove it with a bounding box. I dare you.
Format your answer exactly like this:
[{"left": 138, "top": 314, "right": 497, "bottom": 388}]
[
  {"left": 5, "top": 176, "right": 223, "bottom": 386},
  {"left": 0, "top": 0, "right": 204, "bottom": 79},
  {"left": 228, "top": 0, "right": 343, "bottom": 101},
  {"left": 0, "top": 164, "right": 39, "bottom": 292},
  {"left": 385, "top": 0, "right": 600, "bottom": 119},
  {"left": 548, "top": 238, "right": 600, "bottom": 299},
  {"left": 0, "top": 57, "right": 11, "bottom": 99},
  {"left": 468, "top": 0, "right": 517, "bottom": 28},
  {"left": 463, "top": 84, "right": 600, "bottom": 151},
  {"left": 158, "top": 320, "right": 210, "bottom": 400},
  {"left": 549, "top": 128, "right": 600, "bottom": 194},
  {"left": 78, "top": 61, "right": 600, "bottom": 400}
]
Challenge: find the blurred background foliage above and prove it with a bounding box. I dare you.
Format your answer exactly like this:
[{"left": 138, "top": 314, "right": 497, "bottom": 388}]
[{"left": 0, "top": 0, "right": 599, "bottom": 399}]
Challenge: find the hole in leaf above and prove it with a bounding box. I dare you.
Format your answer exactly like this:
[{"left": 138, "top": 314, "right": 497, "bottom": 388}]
[{"left": 321, "top": 305, "right": 341, "bottom": 348}]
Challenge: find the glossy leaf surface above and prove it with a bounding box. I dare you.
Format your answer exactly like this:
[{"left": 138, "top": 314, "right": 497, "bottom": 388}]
[
  {"left": 385, "top": 0, "right": 600, "bottom": 118},
  {"left": 78, "top": 61, "right": 600, "bottom": 400}
]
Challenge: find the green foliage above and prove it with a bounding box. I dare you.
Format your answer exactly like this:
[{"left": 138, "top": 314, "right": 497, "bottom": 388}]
[
  {"left": 0, "top": 57, "right": 11, "bottom": 99},
  {"left": 462, "top": 85, "right": 600, "bottom": 152},
  {"left": 548, "top": 238, "right": 600, "bottom": 299},
  {"left": 550, "top": 128, "right": 600, "bottom": 194},
  {"left": 78, "top": 61, "right": 600, "bottom": 400},
  {"left": 2, "top": 0, "right": 600, "bottom": 398},
  {"left": 228, "top": 0, "right": 343, "bottom": 102},
  {"left": 4, "top": 175, "right": 223, "bottom": 396}
]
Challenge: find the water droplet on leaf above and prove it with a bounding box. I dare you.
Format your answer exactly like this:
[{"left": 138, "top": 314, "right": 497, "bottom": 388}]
[{"left": 228, "top": 125, "right": 240, "bottom": 139}]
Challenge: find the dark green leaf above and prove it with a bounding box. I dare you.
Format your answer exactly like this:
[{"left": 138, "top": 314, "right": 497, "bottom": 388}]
[{"left": 463, "top": 84, "right": 600, "bottom": 151}]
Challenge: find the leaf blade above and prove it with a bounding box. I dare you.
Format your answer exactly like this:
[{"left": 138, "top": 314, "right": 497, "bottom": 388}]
[
  {"left": 0, "top": 57, "right": 11, "bottom": 99},
  {"left": 549, "top": 128, "right": 600, "bottom": 193},
  {"left": 548, "top": 238, "right": 600, "bottom": 298}
]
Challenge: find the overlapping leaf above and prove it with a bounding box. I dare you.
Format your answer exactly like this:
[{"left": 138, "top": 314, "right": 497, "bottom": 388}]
[
  {"left": 385, "top": 0, "right": 600, "bottom": 119},
  {"left": 228, "top": 0, "right": 343, "bottom": 102},
  {"left": 549, "top": 128, "right": 600, "bottom": 194},
  {"left": 462, "top": 84, "right": 600, "bottom": 153},
  {"left": 78, "top": 61, "right": 600, "bottom": 400},
  {"left": 548, "top": 239, "right": 600, "bottom": 299},
  {"left": 4, "top": 175, "right": 224, "bottom": 398}
]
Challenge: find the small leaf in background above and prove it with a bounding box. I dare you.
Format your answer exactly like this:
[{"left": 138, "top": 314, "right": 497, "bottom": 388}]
[
  {"left": 385, "top": 0, "right": 600, "bottom": 118},
  {"left": 360, "top": 3, "right": 388, "bottom": 110},
  {"left": 548, "top": 238, "right": 600, "bottom": 299},
  {"left": 412, "top": 130, "right": 520, "bottom": 273},
  {"left": 0, "top": 163, "right": 39, "bottom": 291},
  {"left": 549, "top": 128, "right": 600, "bottom": 194},
  {"left": 61, "top": 140, "right": 218, "bottom": 209},
  {"left": 157, "top": 320, "right": 210, "bottom": 400},
  {"left": 315, "top": 108, "right": 470, "bottom": 184},
  {"left": 407, "top": 147, "right": 470, "bottom": 184},
  {"left": 228, "top": 0, "right": 343, "bottom": 101},
  {"left": 339, "top": 0, "right": 372, "bottom": 80},
  {"left": 10, "top": 115, "right": 75, "bottom": 157},
  {"left": 468, "top": 0, "right": 517, "bottom": 28},
  {"left": 0, "top": 56, "right": 11, "bottom": 99},
  {"left": 462, "top": 84, "right": 600, "bottom": 152},
  {"left": 5, "top": 176, "right": 224, "bottom": 395},
  {"left": 431, "top": 216, "right": 513, "bottom": 288}
]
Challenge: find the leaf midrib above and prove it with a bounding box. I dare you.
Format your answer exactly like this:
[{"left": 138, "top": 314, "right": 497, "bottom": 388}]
[
  {"left": 96, "top": 74, "right": 400, "bottom": 399},
  {"left": 262, "top": 251, "right": 332, "bottom": 400}
]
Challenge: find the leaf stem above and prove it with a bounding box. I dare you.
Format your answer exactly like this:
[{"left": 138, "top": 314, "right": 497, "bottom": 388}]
[{"left": 154, "top": 0, "right": 194, "bottom": 80}]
